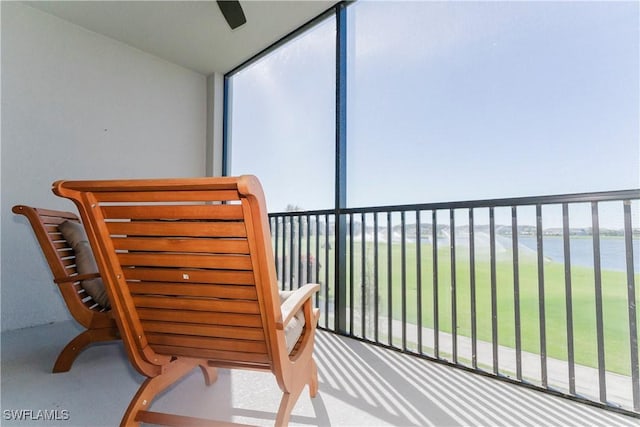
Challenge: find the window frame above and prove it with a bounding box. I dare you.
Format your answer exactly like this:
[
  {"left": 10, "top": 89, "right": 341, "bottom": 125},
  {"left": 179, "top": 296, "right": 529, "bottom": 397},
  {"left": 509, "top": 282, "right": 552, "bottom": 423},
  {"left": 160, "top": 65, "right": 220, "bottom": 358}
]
[{"left": 222, "top": 3, "right": 344, "bottom": 186}]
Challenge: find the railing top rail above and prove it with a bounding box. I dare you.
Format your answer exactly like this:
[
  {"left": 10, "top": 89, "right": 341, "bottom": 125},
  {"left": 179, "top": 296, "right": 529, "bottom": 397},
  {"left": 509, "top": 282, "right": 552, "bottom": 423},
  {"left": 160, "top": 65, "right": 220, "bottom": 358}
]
[
  {"left": 268, "top": 189, "right": 640, "bottom": 217},
  {"left": 268, "top": 208, "right": 335, "bottom": 218}
]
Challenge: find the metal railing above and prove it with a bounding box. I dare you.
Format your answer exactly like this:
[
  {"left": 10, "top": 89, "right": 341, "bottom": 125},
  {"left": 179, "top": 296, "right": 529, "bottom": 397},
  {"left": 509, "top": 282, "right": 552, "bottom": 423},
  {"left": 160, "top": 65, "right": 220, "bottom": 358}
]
[{"left": 269, "top": 189, "right": 640, "bottom": 416}]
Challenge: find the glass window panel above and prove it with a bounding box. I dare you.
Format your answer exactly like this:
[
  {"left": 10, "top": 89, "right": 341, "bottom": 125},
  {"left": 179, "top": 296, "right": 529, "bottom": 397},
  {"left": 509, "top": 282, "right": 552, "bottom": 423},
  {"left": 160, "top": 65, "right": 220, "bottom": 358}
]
[
  {"left": 347, "top": 1, "right": 639, "bottom": 208},
  {"left": 227, "top": 16, "right": 336, "bottom": 213}
]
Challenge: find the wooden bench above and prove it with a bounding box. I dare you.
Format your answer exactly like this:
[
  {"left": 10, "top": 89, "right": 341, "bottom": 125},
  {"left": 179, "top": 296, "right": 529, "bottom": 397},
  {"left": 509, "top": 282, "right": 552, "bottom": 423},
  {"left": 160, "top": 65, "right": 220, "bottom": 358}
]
[
  {"left": 53, "top": 175, "right": 320, "bottom": 426},
  {"left": 12, "top": 205, "right": 120, "bottom": 373}
]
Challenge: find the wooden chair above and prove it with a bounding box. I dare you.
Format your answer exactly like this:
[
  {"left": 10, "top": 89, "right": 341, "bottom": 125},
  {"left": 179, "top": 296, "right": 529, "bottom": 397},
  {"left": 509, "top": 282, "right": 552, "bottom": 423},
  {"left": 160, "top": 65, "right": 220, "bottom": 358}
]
[
  {"left": 52, "top": 175, "right": 320, "bottom": 426},
  {"left": 12, "top": 205, "right": 120, "bottom": 373}
]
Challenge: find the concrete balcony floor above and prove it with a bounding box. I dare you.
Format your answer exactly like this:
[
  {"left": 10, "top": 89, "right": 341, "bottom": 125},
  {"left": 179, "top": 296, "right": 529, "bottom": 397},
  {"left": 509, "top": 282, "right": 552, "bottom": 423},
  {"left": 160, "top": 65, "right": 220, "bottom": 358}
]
[{"left": 1, "top": 321, "right": 637, "bottom": 426}]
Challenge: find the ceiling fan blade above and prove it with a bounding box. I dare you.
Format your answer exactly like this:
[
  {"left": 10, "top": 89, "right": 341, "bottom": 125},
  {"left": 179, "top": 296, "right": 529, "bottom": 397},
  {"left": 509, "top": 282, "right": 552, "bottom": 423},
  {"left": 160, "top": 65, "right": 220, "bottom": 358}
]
[{"left": 217, "top": 0, "right": 247, "bottom": 30}]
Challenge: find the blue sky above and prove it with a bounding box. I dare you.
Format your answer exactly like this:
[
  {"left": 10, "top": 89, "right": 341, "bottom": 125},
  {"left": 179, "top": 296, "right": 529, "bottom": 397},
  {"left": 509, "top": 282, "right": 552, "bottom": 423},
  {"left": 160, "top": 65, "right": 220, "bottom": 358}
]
[{"left": 229, "top": 1, "right": 639, "bottom": 228}]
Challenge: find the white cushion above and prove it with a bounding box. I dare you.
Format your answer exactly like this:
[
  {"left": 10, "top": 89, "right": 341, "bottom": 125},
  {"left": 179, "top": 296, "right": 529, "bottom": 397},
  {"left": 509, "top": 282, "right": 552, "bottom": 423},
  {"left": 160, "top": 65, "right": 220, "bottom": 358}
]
[{"left": 279, "top": 291, "right": 306, "bottom": 354}]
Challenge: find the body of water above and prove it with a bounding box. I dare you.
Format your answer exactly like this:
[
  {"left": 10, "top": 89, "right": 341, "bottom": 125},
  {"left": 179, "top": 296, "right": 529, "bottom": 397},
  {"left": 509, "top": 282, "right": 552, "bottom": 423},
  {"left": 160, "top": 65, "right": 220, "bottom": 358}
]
[
  {"left": 519, "top": 236, "right": 640, "bottom": 273},
  {"left": 367, "top": 230, "right": 639, "bottom": 273}
]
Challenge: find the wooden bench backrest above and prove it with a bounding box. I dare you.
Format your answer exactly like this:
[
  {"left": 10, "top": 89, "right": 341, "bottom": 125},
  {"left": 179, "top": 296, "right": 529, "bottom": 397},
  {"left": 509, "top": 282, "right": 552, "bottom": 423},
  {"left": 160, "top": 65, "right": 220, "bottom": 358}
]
[
  {"left": 12, "top": 205, "right": 107, "bottom": 314},
  {"left": 53, "top": 176, "right": 285, "bottom": 377}
]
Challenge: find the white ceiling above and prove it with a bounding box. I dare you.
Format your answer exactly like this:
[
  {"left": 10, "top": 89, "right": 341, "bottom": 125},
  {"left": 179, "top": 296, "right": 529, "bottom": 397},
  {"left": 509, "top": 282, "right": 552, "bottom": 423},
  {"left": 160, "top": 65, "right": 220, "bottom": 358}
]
[{"left": 26, "top": 0, "right": 339, "bottom": 75}]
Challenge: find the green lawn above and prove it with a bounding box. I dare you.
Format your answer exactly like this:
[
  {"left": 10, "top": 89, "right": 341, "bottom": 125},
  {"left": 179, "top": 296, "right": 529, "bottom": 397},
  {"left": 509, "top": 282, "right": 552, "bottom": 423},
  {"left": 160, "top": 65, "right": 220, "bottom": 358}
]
[{"left": 294, "top": 235, "right": 639, "bottom": 376}]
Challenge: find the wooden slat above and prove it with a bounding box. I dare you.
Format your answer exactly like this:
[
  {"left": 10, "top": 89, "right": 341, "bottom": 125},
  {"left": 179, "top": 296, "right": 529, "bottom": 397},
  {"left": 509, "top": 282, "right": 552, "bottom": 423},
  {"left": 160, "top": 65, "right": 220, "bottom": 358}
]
[
  {"left": 132, "top": 296, "right": 261, "bottom": 314},
  {"left": 32, "top": 207, "right": 78, "bottom": 221},
  {"left": 117, "top": 253, "right": 253, "bottom": 270},
  {"left": 57, "top": 253, "right": 74, "bottom": 262},
  {"left": 106, "top": 221, "right": 247, "bottom": 238},
  {"left": 41, "top": 219, "right": 73, "bottom": 228},
  {"left": 136, "top": 410, "right": 254, "bottom": 427},
  {"left": 102, "top": 204, "right": 244, "bottom": 220},
  {"left": 128, "top": 282, "right": 257, "bottom": 300},
  {"left": 53, "top": 241, "right": 73, "bottom": 250},
  {"left": 112, "top": 237, "right": 249, "bottom": 254},
  {"left": 44, "top": 224, "right": 61, "bottom": 232},
  {"left": 124, "top": 268, "right": 255, "bottom": 285},
  {"left": 137, "top": 308, "right": 262, "bottom": 327},
  {"left": 58, "top": 177, "right": 241, "bottom": 192},
  {"left": 63, "top": 266, "right": 79, "bottom": 277},
  {"left": 150, "top": 344, "right": 270, "bottom": 365},
  {"left": 147, "top": 333, "right": 267, "bottom": 354},
  {"left": 94, "top": 190, "right": 240, "bottom": 202},
  {"left": 141, "top": 321, "right": 264, "bottom": 341},
  {"left": 60, "top": 258, "right": 77, "bottom": 268}
]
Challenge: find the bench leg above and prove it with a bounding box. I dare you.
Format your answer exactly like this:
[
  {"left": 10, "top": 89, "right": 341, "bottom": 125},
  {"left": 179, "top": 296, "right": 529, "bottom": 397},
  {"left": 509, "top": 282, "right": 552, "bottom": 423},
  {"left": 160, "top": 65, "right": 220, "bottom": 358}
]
[
  {"left": 121, "top": 359, "right": 201, "bottom": 427},
  {"left": 274, "top": 383, "right": 305, "bottom": 427},
  {"left": 309, "top": 358, "right": 318, "bottom": 398},
  {"left": 275, "top": 357, "right": 317, "bottom": 427},
  {"left": 53, "top": 327, "right": 119, "bottom": 373}
]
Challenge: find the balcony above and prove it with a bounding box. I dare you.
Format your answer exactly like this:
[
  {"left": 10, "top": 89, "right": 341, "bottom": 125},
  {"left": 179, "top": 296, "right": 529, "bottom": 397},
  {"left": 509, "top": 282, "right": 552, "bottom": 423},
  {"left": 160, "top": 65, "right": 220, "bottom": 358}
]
[
  {"left": 3, "top": 1, "right": 638, "bottom": 425},
  {"left": 269, "top": 189, "right": 640, "bottom": 418},
  {"left": 1, "top": 189, "right": 638, "bottom": 425}
]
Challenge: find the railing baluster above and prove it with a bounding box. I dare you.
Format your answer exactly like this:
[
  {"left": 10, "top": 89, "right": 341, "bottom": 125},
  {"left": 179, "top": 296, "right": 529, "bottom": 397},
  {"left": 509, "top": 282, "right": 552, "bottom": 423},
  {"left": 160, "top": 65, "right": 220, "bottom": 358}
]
[
  {"left": 416, "top": 210, "right": 423, "bottom": 354},
  {"left": 305, "top": 214, "right": 311, "bottom": 285},
  {"left": 324, "top": 214, "right": 330, "bottom": 328},
  {"left": 374, "top": 212, "right": 380, "bottom": 343},
  {"left": 284, "top": 217, "right": 288, "bottom": 288},
  {"left": 289, "top": 216, "right": 295, "bottom": 291},
  {"left": 562, "top": 203, "right": 576, "bottom": 394},
  {"left": 536, "top": 204, "right": 548, "bottom": 387},
  {"left": 297, "top": 215, "right": 302, "bottom": 288},
  {"left": 361, "top": 212, "right": 367, "bottom": 340},
  {"left": 433, "top": 210, "right": 439, "bottom": 359},
  {"left": 401, "top": 211, "right": 407, "bottom": 351},
  {"left": 623, "top": 200, "right": 640, "bottom": 411},
  {"left": 296, "top": 216, "right": 301, "bottom": 289},
  {"left": 282, "top": 217, "right": 287, "bottom": 291},
  {"left": 387, "top": 211, "right": 393, "bottom": 346},
  {"left": 450, "top": 209, "right": 457, "bottom": 363},
  {"left": 273, "top": 217, "right": 280, "bottom": 284},
  {"left": 512, "top": 206, "right": 522, "bottom": 381},
  {"left": 591, "top": 202, "right": 607, "bottom": 403},
  {"left": 490, "top": 207, "right": 499, "bottom": 374},
  {"left": 315, "top": 215, "right": 320, "bottom": 310},
  {"left": 349, "top": 213, "right": 354, "bottom": 336},
  {"left": 469, "top": 208, "right": 477, "bottom": 369}
]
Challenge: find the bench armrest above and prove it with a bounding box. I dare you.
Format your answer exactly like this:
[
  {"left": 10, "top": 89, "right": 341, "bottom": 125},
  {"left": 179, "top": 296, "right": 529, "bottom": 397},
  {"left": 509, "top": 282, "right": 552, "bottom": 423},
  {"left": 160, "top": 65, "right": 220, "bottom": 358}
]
[{"left": 277, "top": 283, "right": 320, "bottom": 329}]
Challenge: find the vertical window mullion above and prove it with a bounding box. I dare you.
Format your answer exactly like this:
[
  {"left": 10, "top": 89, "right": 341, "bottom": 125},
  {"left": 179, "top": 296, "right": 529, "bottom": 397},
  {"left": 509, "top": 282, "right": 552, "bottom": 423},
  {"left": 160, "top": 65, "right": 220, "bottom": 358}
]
[{"left": 334, "top": 2, "right": 348, "bottom": 334}]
